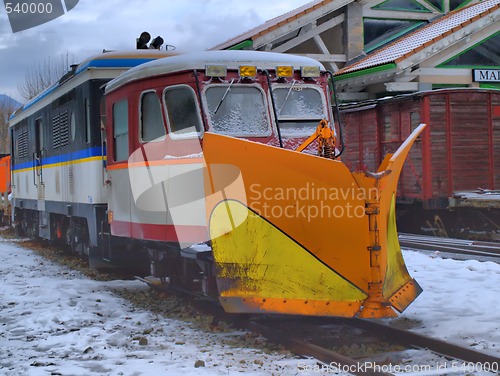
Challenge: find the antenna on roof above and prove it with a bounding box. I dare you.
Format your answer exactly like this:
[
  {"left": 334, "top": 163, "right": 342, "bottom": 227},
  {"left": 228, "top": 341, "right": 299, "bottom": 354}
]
[{"left": 136, "top": 31, "right": 151, "bottom": 49}]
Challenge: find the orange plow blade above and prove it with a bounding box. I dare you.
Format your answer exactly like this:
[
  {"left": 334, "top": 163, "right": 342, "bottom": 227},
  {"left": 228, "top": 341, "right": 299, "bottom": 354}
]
[{"left": 203, "top": 124, "right": 427, "bottom": 318}]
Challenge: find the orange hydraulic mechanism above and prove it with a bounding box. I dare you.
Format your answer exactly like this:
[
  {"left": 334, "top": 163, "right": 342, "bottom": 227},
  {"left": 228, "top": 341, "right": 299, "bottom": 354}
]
[
  {"left": 296, "top": 119, "right": 337, "bottom": 159},
  {"left": 203, "top": 124, "right": 427, "bottom": 318}
]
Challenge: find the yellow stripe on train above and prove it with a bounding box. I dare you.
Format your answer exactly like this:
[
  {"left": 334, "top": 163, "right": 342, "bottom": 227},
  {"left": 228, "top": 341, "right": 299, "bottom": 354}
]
[{"left": 12, "top": 156, "right": 104, "bottom": 174}]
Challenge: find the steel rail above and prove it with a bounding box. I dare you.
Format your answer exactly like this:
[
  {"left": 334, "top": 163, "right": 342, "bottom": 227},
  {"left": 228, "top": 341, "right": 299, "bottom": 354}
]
[
  {"left": 398, "top": 233, "right": 500, "bottom": 259},
  {"left": 233, "top": 318, "right": 394, "bottom": 376},
  {"left": 224, "top": 316, "right": 500, "bottom": 376},
  {"left": 344, "top": 318, "right": 500, "bottom": 365},
  {"left": 137, "top": 277, "right": 500, "bottom": 376},
  {"left": 144, "top": 283, "right": 395, "bottom": 375}
]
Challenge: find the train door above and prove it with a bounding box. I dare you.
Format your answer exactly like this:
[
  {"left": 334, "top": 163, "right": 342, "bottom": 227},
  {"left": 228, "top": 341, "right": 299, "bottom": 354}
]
[
  {"left": 34, "top": 117, "right": 45, "bottom": 203},
  {"left": 107, "top": 98, "right": 132, "bottom": 240}
]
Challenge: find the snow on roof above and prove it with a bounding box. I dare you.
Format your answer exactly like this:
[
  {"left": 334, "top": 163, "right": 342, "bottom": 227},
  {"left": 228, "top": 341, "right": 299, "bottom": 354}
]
[
  {"left": 9, "top": 50, "right": 175, "bottom": 125},
  {"left": 105, "top": 50, "right": 326, "bottom": 93},
  {"left": 336, "top": 0, "right": 500, "bottom": 75},
  {"left": 209, "top": 0, "right": 347, "bottom": 50},
  {"left": 74, "top": 50, "right": 175, "bottom": 74}
]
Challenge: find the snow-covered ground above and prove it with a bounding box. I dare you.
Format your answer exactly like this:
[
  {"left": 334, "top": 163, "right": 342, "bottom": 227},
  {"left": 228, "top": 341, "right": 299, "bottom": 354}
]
[
  {"left": 393, "top": 251, "right": 500, "bottom": 355},
  {"left": 0, "top": 237, "right": 499, "bottom": 376}
]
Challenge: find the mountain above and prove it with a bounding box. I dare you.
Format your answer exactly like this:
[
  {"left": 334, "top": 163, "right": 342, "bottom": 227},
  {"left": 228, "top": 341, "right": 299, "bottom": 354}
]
[{"left": 0, "top": 94, "right": 22, "bottom": 109}]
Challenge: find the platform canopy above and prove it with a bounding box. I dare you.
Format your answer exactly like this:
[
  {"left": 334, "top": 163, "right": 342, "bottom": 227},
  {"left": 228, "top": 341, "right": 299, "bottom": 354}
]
[{"left": 210, "top": 0, "right": 500, "bottom": 101}]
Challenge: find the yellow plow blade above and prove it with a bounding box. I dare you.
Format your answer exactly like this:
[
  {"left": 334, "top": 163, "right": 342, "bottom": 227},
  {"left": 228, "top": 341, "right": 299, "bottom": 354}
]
[{"left": 204, "top": 124, "right": 427, "bottom": 318}]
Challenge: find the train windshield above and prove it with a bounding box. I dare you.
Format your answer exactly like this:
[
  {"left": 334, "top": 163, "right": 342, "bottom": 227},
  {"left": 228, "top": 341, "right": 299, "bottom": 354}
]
[
  {"left": 272, "top": 83, "right": 327, "bottom": 137},
  {"left": 204, "top": 84, "right": 271, "bottom": 137}
]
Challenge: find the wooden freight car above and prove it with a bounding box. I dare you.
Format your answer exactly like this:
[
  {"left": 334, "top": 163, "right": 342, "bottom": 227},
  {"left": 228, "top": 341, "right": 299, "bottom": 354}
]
[{"left": 340, "top": 88, "right": 500, "bottom": 239}]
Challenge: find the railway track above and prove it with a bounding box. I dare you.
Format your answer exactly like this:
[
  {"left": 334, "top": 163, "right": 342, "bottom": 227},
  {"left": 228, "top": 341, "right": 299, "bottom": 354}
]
[
  {"left": 197, "top": 311, "right": 498, "bottom": 376},
  {"left": 7, "top": 230, "right": 499, "bottom": 375},
  {"left": 154, "top": 284, "right": 499, "bottom": 376},
  {"left": 398, "top": 233, "right": 500, "bottom": 261},
  {"left": 226, "top": 316, "right": 500, "bottom": 376}
]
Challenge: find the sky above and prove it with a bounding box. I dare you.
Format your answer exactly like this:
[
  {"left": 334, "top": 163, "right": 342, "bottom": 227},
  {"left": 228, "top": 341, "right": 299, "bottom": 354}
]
[
  {"left": 0, "top": 0, "right": 309, "bottom": 101},
  {"left": 1, "top": 236, "right": 499, "bottom": 375}
]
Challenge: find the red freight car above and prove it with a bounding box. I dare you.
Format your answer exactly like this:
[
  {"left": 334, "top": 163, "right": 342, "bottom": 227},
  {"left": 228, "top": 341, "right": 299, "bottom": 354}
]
[{"left": 341, "top": 88, "right": 500, "bottom": 240}]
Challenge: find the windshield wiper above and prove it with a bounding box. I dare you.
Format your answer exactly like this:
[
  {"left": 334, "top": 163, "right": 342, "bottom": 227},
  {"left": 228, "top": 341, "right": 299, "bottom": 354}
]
[
  {"left": 214, "top": 78, "right": 235, "bottom": 114},
  {"left": 277, "top": 80, "right": 296, "bottom": 115}
]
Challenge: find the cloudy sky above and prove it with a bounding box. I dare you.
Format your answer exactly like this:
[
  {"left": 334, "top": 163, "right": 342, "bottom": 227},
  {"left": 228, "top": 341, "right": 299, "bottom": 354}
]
[{"left": 0, "top": 0, "right": 308, "bottom": 101}]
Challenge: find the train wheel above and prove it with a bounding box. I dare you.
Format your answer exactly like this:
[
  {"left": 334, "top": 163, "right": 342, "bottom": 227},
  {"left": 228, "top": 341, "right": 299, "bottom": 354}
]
[
  {"left": 14, "top": 209, "right": 25, "bottom": 237},
  {"left": 21, "top": 210, "right": 38, "bottom": 239},
  {"left": 69, "top": 218, "right": 91, "bottom": 257},
  {"left": 73, "top": 239, "right": 90, "bottom": 257}
]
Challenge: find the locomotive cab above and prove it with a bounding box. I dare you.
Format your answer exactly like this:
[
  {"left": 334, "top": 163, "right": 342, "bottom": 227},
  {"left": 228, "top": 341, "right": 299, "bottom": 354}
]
[{"left": 103, "top": 50, "right": 425, "bottom": 318}]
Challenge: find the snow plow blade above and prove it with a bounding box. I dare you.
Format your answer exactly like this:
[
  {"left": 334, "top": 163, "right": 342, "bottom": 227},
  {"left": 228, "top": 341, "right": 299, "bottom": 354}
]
[{"left": 203, "top": 124, "right": 426, "bottom": 318}]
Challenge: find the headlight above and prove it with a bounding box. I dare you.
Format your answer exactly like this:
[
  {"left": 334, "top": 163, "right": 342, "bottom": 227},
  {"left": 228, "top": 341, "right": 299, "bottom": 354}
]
[
  {"left": 239, "top": 65, "right": 257, "bottom": 77},
  {"left": 205, "top": 65, "right": 227, "bottom": 77},
  {"left": 276, "top": 65, "right": 293, "bottom": 78}
]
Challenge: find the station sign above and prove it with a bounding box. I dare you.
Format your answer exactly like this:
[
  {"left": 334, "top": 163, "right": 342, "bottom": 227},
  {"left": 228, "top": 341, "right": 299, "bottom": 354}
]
[{"left": 472, "top": 69, "right": 500, "bottom": 83}]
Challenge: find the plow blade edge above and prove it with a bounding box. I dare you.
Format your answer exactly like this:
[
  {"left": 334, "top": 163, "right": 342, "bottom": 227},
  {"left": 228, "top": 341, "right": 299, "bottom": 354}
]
[{"left": 203, "top": 124, "right": 426, "bottom": 318}]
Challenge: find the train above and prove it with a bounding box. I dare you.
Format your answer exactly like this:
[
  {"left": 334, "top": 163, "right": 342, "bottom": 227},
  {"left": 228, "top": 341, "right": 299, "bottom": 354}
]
[
  {"left": 8, "top": 49, "right": 425, "bottom": 318},
  {"left": 0, "top": 154, "right": 10, "bottom": 224},
  {"left": 8, "top": 49, "right": 175, "bottom": 257},
  {"left": 340, "top": 89, "right": 500, "bottom": 241}
]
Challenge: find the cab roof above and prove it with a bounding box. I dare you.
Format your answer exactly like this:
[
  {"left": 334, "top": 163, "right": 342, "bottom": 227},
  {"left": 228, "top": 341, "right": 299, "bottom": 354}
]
[
  {"left": 105, "top": 50, "right": 326, "bottom": 94},
  {"left": 10, "top": 50, "right": 174, "bottom": 124}
]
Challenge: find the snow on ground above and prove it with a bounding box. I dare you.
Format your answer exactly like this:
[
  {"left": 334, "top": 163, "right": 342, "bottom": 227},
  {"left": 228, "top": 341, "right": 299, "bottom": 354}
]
[
  {"left": 0, "top": 239, "right": 316, "bottom": 376},
  {"left": 0, "top": 237, "right": 499, "bottom": 376},
  {"left": 397, "top": 251, "right": 500, "bottom": 355}
]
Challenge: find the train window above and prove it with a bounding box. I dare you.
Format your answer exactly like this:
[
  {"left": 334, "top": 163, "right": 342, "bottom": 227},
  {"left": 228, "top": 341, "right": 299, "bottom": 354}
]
[
  {"left": 100, "top": 97, "right": 106, "bottom": 145},
  {"left": 272, "top": 84, "right": 326, "bottom": 137},
  {"left": 35, "top": 118, "right": 44, "bottom": 150},
  {"left": 85, "top": 98, "right": 91, "bottom": 143},
  {"left": 113, "top": 99, "right": 129, "bottom": 161},
  {"left": 70, "top": 112, "right": 76, "bottom": 142},
  {"left": 140, "top": 91, "right": 166, "bottom": 142},
  {"left": 382, "top": 115, "right": 392, "bottom": 142},
  {"left": 382, "top": 110, "right": 400, "bottom": 142},
  {"left": 205, "top": 84, "right": 270, "bottom": 137},
  {"left": 410, "top": 112, "right": 420, "bottom": 132},
  {"left": 163, "top": 85, "right": 203, "bottom": 138}
]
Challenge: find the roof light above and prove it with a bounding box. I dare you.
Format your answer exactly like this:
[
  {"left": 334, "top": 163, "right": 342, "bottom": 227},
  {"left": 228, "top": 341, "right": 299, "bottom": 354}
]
[
  {"left": 136, "top": 31, "right": 151, "bottom": 49},
  {"left": 301, "top": 66, "right": 321, "bottom": 78},
  {"left": 239, "top": 65, "right": 257, "bottom": 77},
  {"left": 276, "top": 66, "right": 293, "bottom": 78},
  {"left": 206, "top": 65, "right": 227, "bottom": 77},
  {"left": 149, "top": 36, "right": 164, "bottom": 50}
]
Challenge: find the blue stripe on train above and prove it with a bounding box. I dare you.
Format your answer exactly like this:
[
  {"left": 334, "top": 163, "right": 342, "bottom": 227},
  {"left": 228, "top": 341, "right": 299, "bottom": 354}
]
[
  {"left": 13, "top": 146, "right": 105, "bottom": 171},
  {"left": 75, "top": 58, "right": 159, "bottom": 74}
]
